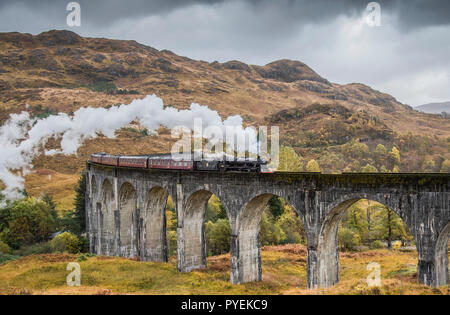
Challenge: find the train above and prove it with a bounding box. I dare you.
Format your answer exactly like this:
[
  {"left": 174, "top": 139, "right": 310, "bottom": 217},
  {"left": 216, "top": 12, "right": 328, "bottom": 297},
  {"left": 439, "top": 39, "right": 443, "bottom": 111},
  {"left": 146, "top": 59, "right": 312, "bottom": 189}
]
[{"left": 89, "top": 152, "right": 268, "bottom": 172}]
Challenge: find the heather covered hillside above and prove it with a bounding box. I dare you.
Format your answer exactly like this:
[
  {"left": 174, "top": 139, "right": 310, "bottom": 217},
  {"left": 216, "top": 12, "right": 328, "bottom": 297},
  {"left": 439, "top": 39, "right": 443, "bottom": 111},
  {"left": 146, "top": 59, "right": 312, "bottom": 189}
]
[{"left": 0, "top": 30, "right": 449, "bottom": 209}]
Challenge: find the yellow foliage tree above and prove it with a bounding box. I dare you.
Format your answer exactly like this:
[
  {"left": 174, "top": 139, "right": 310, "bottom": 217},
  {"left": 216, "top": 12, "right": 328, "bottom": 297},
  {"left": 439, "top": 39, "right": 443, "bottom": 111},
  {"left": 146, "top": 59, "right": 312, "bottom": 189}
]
[
  {"left": 278, "top": 145, "right": 303, "bottom": 172},
  {"left": 306, "top": 159, "right": 320, "bottom": 172},
  {"left": 362, "top": 164, "right": 378, "bottom": 173},
  {"left": 440, "top": 159, "right": 450, "bottom": 173},
  {"left": 389, "top": 146, "right": 401, "bottom": 167}
]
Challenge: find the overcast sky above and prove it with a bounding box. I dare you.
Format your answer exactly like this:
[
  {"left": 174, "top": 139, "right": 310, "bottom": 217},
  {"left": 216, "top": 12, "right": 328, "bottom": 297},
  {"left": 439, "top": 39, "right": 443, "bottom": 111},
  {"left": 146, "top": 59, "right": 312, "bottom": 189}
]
[{"left": 0, "top": 0, "right": 449, "bottom": 107}]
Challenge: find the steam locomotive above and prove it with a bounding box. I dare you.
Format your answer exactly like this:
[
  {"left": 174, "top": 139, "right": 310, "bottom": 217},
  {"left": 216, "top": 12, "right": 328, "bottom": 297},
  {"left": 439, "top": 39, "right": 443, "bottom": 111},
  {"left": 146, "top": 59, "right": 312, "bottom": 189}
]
[{"left": 90, "top": 152, "right": 268, "bottom": 172}]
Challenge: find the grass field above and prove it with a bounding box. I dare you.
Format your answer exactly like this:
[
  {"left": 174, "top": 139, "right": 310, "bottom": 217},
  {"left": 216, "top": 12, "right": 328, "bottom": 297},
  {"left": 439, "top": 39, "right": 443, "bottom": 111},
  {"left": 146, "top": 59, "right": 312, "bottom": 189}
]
[{"left": 0, "top": 244, "right": 448, "bottom": 295}]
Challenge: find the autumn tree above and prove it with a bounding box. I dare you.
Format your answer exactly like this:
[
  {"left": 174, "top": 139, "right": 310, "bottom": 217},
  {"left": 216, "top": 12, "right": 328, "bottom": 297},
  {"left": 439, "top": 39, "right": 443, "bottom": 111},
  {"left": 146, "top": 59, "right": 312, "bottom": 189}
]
[
  {"left": 361, "top": 164, "right": 378, "bottom": 173},
  {"left": 388, "top": 146, "right": 401, "bottom": 170},
  {"left": 306, "top": 159, "right": 320, "bottom": 172},
  {"left": 422, "top": 159, "right": 436, "bottom": 172},
  {"left": 278, "top": 145, "right": 303, "bottom": 172},
  {"left": 372, "top": 205, "right": 409, "bottom": 249},
  {"left": 441, "top": 159, "right": 450, "bottom": 173},
  {"left": 374, "top": 144, "right": 387, "bottom": 167}
]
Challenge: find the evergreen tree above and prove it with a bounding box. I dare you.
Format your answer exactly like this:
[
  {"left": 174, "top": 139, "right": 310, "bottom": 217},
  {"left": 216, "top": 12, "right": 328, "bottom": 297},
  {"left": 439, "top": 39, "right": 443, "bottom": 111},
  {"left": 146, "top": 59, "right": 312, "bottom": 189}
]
[
  {"left": 73, "top": 172, "right": 86, "bottom": 235},
  {"left": 268, "top": 196, "right": 284, "bottom": 220},
  {"left": 41, "top": 193, "right": 58, "bottom": 222}
]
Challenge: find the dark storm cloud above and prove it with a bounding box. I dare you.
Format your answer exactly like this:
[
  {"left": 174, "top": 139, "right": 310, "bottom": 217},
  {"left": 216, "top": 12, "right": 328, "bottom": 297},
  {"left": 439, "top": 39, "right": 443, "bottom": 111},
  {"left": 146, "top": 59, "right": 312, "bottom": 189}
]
[
  {"left": 0, "top": 0, "right": 225, "bottom": 25},
  {"left": 1, "top": 0, "right": 449, "bottom": 29}
]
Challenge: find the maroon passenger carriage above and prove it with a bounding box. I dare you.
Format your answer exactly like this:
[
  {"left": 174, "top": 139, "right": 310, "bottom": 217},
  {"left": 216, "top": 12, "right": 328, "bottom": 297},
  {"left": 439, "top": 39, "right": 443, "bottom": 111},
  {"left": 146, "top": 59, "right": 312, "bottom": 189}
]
[{"left": 89, "top": 152, "right": 267, "bottom": 172}]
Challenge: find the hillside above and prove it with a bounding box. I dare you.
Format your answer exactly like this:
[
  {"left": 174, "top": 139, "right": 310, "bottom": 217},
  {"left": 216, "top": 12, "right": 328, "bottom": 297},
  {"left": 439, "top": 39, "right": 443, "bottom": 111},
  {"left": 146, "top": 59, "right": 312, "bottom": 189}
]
[
  {"left": 0, "top": 30, "right": 449, "bottom": 208},
  {"left": 416, "top": 102, "right": 450, "bottom": 114}
]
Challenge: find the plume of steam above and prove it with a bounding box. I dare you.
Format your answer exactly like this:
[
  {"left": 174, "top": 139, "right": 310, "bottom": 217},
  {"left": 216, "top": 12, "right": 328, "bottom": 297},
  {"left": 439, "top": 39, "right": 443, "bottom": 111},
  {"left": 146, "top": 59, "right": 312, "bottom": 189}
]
[{"left": 0, "top": 94, "right": 257, "bottom": 200}]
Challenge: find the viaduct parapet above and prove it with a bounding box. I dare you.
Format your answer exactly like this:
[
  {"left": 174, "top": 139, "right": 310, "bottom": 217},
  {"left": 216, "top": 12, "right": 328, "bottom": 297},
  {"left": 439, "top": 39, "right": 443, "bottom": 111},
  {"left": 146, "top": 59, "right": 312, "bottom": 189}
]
[{"left": 86, "top": 163, "right": 450, "bottom": 288}]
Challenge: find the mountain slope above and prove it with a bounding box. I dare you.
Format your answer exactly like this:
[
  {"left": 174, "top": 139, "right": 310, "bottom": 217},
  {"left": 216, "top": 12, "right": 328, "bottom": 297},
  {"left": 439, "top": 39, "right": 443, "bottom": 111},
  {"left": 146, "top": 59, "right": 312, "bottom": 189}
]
[
  {"left": 0, "top": 30, "right": 448, "bottom": 137},
  {"left": 0, "top": 30, "right": 449, "bottom": 208}
]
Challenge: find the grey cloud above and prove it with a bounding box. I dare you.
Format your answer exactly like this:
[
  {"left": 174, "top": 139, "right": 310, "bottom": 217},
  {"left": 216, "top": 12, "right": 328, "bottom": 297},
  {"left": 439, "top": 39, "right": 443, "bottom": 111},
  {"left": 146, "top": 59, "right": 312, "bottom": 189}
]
[{"left": 1, "top": 0, "right": 450, "bottom": 29}]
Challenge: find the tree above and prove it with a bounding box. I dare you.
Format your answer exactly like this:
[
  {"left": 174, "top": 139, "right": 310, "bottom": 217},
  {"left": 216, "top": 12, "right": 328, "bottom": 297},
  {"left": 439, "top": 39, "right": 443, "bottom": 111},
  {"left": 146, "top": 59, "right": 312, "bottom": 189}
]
[
  {"left": 361, "top": 164, "right": 378, "bottom": 173},
  {"left": 379, "top": 165, "right": 389, "bottom": 173},
  {"left": 338, "top": 227, "right": 361, "bottom": 251},
  {"left": 422, "top": 159, "right": 436, "bottom": 172},
  {"left": 278, "top": 145, "right": 303, "bottom": 172},
  {"left": 388, "top": 146, "right": 401, "bottom": 169},
  {"left": 41, "top": 193, "right": 58, "bottom": 222},
  {"left": 306, "top": 159, "right": 320, "bottom": 172},
  {"left": 372, "top": 205, "right": 409, "bottom": 249},
  {"left": 73, "top": 172, "right": 86, "bottom": 235},
  {"left": 260, "top": 211, "right": 285, "bottom": 245},
  {"left": 206, "top": 219, "right": 230, "bottom": 255},
  {"left": 374, "top": 144, "right": 387, "bottom": 167},
  {"left": 342, "top": 141, "right": 370, "bottom": 160},
  {"left": 0, "top": 197, "right": 56, "bottom": 249},
  {"left": 441, "top": 159, "right": 450, "bottom": 173},
  {"left": 205, "top": 195, "right": 227, "bottom": 222},
  {"left": 277, "top": 206, "right": 305, "bottom": 244},
  {"left": 345, "top": 202, "right": 369, "bottom": 243},
  {"left": 268, "top": 196, "right": 284, "bottom": 220}
]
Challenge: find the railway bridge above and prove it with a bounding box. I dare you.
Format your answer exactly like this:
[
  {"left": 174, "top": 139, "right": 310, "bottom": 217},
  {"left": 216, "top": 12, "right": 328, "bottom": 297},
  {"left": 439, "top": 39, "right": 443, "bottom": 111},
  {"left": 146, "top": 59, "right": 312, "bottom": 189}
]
[{"left": 86, "top": 162, "right": 450, "bottom": 288}]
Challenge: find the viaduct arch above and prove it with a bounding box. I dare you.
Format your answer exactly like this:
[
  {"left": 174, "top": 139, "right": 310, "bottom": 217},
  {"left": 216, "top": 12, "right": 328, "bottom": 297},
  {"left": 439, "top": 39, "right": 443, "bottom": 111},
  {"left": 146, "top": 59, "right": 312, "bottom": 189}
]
[{"left": 86, "top": 163, "right": 449, "bottom": 289}]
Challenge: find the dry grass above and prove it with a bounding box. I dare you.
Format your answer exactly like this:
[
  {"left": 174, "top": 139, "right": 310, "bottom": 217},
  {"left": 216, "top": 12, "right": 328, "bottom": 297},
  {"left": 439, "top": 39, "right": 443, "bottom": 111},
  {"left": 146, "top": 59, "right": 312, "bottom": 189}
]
[{"left": 0, "top": 245, "right": 448, "bottom": 295}]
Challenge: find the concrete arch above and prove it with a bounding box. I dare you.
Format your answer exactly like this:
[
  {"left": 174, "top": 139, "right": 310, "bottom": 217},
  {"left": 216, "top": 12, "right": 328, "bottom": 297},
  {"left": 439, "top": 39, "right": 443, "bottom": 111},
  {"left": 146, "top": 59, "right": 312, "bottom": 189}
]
[
  {"left": 100, "top": 179, "right": 115, "bottom": 255},
  {"left": 119, "top": 182, "right": 137, "bottom": 257},
  {"left": 314, "top": 197, "right": 415, "bottom": 288},
  {"left": 231, "top": 193, "right": 302, "bottom": 284},
  {"left": 178, "top": 189, "right": 213, "bottom": 272},
  {"left": 141, "top": 186, "right": 170, "bottom": 262},
  {"left": 435, "top": 222, "right": 450, "bottom": 286}
]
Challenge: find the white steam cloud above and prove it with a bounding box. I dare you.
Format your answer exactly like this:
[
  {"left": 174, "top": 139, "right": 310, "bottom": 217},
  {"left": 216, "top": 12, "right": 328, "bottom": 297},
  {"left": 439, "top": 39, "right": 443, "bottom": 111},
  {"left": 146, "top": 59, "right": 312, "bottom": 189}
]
[{"left": 0, "top": 94, "right": 257, "bottom": 200}]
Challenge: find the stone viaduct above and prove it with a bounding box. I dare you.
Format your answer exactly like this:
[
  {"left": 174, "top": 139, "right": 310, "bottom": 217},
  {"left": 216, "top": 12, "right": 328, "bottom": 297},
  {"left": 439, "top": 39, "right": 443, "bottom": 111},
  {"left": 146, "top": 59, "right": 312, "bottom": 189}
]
[{"left": 85, "top": 162, "right": 450, "bottom": 288}]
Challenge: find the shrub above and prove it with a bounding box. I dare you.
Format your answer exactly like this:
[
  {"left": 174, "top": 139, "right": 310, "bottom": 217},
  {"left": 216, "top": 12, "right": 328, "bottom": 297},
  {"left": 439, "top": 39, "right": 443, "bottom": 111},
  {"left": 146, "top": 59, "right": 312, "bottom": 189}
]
[
  {"left": 338, "top": 227, "right": 361, "bottom": 251},
  {"left": 77, "top": 254, "right": 88, "bottom": 262},
  {"left": 50, "top": 232, "right": 81, "bottom": 254},
  {"left": 392, "top": 240, "right": 402, "bottom": 250},
  {"left": 14, "top": 241, "right": 53, "bottom": 256},
  {"left": 371, "top": 240, "right": 384, "bottom": 249},
  {"left": 0, "top": 240, "right": 11, "bottom": 254},
  {"left": 0, "top": 253, "right": 19, "bottom": 264}
]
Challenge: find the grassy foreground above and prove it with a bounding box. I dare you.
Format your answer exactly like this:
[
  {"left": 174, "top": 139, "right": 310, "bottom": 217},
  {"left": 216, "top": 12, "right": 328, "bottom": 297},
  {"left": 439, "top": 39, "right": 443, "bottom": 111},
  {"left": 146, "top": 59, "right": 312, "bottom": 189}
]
[{"left": 0, "top": 245, "right": 448, "bottom": 295}]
